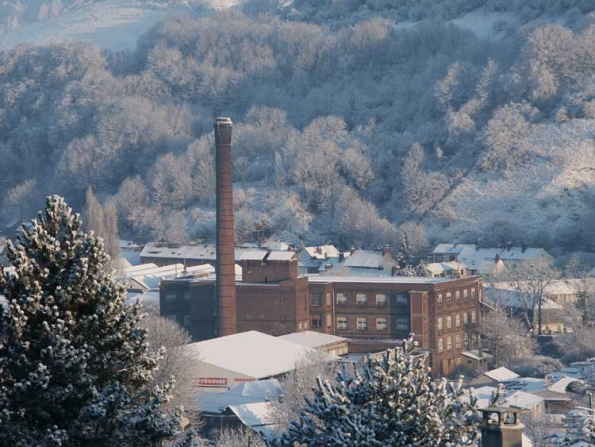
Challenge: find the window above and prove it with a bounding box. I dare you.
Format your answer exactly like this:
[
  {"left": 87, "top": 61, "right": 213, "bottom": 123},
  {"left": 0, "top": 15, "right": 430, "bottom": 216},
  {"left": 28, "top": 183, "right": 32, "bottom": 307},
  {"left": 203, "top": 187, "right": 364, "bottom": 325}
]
[
  {"left": 337, "top": 317, "right": 348, "bottom": 330},
  {"left": 304, "top": 321, "right": 308, "bottom": 329},
  {"left": 446, "top": 292, "right": 452, "bottom": 305},
  {"left": 455, "top": 335, "right": 461, "bottom": 349},
  {"left": 376, "top": 294, "right": 388, "bottom": 306},
  {"left": 183, "top": 315, "right": 191, "bottom": 328},
  {"left": 447, "top": 336, "right": 453, "bottom": 351},
  {"left": 455, "top": 291, "right": 461, "bottom": 303},
  {"left": 471, "top": 333, "right": 477, "bottom": 345},
  {"left": 463, "top": 289, "right": 468, "bottom": 301},
  {"left": 336, "top": 293, "right": 347, "bottom": 305},
  {"left": 464, "top": 332, "right": 469, "bottom": 348},
  {"left": 357, "top": 317, "right": 368, "bottom": 330},
  {"left": 395, "top": 317, "right": 408, "bottom": 331},
  {"left": 310, "top": 293, "right": 322, "bottom": 307},
  {"left": 394, "top": 294, "right": 408, "bottom": 305},
  {"left": 471, "top": 288, "right": 476, "bottom": 299},
  {"left": 455, "top": 314, "right": 461, "bottom": 328},
  {"left": 438, "top": 338, "right": 444, "bottom": 353},
  {"left": 326, "top": 314, "right": 332, "bottom": 328},
  {"left": 165, "top": 292, "right": 177, "bottom": 303},
  {"left": 446, "top": 316, "right": 452, "bottom": 329},
  {"left": 311, "top": 315, "right": 322, "bottom": 328},
  {"left": 298, "top": 322, "right": 302, "bottom": 330},
  {"left": 437, "top": 294, "right": 443, "bottom": 305},
  {"left": 356, "top": 293, "right": 368, "bottom": 305},
  {"left": 183, "top": 291, "right": 190, "bottom": 301},
  {"left": 471, "top": 311, "right": 477, "bottom": 324},
  {"left": 326, "top": 293, "right": 331, "bottom": 306},
  {"left": 376, "top": 317, "right": 387, "bottom": 330},
  {"left": 437, "top": 317, "right": 443, "bottom": 331},
  {"left": 463, "top": 312, "right": 469, "bottom": 325}
]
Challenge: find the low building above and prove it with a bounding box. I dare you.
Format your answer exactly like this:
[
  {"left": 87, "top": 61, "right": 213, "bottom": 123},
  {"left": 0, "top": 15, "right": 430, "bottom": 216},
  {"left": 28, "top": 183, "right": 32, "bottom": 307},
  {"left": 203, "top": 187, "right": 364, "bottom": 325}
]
[
  {"left": 184, "top": 330, "right": 338, "bottom": 392},
  {"left": 469, "top": 367, "right": 520, "bottom": 387},
  {"left": 277, "top": 331, "right": 348, "bottom": 356},
  {"left": 297, "top": 245, "right": 340, "bottom": 275}
]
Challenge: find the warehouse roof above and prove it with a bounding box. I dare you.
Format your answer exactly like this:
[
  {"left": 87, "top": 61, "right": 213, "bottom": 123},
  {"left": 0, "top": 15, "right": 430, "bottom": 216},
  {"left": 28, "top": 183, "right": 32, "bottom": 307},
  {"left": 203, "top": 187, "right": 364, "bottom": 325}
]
[
  {"left": 186, "top": 330, "right": 338, "bottom": 379},
  {"left": 278, "top": 331, "right": 347, "bottom": 349}
]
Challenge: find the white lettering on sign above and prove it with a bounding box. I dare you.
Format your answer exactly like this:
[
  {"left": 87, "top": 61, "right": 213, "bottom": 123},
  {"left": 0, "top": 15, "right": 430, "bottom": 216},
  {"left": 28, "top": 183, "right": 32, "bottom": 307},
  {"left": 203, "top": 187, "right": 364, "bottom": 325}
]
[{"left": 197, "top": 377, "right": 227, "bottom": 387}]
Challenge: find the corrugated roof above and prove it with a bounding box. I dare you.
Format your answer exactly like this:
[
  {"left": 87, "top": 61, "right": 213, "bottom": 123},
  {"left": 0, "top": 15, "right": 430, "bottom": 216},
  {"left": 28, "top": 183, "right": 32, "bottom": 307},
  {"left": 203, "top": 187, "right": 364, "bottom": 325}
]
[
  {"left": 308, "top": 276, "right": 451, "bottom": 284},
  {"left": 278, "top": 331, "right": 347, "bottom": 349},
  {"left": 197, "top": 379, "right": 281, "bottom": 414},
  {"left": 186, "top": 330, "right": 338, "bottom": 378},
  {"left": 240, "top": 250, "right": 267, "bottom": 261}
]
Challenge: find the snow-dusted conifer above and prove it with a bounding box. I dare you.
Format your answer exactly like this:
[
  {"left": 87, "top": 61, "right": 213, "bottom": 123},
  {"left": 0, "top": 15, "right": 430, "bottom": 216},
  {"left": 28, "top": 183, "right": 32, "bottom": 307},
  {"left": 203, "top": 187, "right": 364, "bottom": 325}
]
[
  {"left": 267, "top": 335, "right": 481, "bottom": 447},
  {"left": 0, "top": 196, "right": 182, "bottom": 446}
]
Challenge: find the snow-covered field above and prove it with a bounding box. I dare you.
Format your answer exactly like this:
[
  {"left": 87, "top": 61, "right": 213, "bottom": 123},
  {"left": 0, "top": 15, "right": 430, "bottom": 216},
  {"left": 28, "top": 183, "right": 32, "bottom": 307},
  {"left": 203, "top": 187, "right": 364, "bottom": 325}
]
[{"left": 0, "top": 0, "right": 238, "bottom": 52}]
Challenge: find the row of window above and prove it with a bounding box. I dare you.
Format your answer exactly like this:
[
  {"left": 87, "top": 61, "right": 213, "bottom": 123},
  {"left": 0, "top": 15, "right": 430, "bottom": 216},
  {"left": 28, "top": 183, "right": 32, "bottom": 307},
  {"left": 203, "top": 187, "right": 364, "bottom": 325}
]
[
  {"left": 334, "top": 316, "right": 408, "bottom": 331},
  {"left": 437, "top": 333, "right": 477, "bottom": 353},
  {"left": 311, "top": 293, "right": 408, "bottom": 307},
  {"left": 436, "top": 288, "right": 477, "bottom": 306},
  {"left": 436, "top": 311, "right": 477, "bottom": 331},
  {"left": 166, "top": 314, "right": 191, "bottom": 328},
  {"left": 165, "top": 291, "right": 191, "bottom": 303}
]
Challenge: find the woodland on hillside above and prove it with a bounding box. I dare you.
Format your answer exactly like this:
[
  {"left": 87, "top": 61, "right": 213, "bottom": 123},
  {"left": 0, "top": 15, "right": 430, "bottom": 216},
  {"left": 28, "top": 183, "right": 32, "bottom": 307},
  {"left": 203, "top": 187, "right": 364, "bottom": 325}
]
[{"left": 1, "top": 1, "right": 595, "bottom": 254}]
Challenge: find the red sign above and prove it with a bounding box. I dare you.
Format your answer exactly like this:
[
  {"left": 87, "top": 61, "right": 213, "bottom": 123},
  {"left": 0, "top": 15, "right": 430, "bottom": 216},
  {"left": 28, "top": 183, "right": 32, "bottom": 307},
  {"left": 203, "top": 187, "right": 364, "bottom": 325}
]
[
  {"left": 235, "top": 377, "right": 256, "bottom": 383},
  {"left": 197, "top": 377, "right": 228, "bottom": 387}
]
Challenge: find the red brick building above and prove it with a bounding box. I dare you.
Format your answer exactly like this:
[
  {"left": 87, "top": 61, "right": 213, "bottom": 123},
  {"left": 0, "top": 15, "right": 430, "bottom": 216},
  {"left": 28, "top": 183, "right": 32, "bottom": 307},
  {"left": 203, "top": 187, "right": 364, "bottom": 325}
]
[{"left": 160, "top": 255, "right": 482, "bottom": 377}]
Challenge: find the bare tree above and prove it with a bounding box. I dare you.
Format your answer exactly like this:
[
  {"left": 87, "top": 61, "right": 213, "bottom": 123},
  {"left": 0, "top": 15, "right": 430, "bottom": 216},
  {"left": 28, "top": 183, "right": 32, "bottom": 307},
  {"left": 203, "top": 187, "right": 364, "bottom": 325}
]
[
  {"left": 523, "top": 414, "right": 557, "bottom": 447},
  {"left": 269, "top": 350, "right": 337, "bottom": 431},
  {"left": 6, "top": 179, "right": 39, "bottom": 222},
  {"left": 213, "top": 428, "right": 266, "bottom": 447},
  {"left": 506, "top": 259, "right": 560, "bottom": 335},
  {"left": 140, "top": 315, "right": 199, "bottom": 421},
  {"left": 481, "top": 306, "right": 536, "bottom": 367},
  {"left": 565, "top": 257, "right": 595, "bottom": 325},
  {"left": 84, "top": 186, "right": 106, "bottom": 238}
]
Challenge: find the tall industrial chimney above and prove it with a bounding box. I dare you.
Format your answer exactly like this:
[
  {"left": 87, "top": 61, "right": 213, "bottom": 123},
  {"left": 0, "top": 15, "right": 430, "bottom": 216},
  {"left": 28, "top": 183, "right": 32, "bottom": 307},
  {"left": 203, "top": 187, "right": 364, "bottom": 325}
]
[{"left": 214, "top": 117, "right": 237, "bottom": 336}]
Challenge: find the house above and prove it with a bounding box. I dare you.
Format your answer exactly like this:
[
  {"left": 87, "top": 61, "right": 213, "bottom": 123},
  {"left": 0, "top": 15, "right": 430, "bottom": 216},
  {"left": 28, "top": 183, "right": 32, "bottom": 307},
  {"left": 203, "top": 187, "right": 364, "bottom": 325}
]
[
  {"left": 424, "top": 261, "right": 466, "bottom": 278},
  {"left": 297, "top": 245, "right": 340, "bottom": 275},
  {"left": 429, "top": 243, "right": 554, "bottom": 275},
  {"left": 483, "top": 284, "right": 568, "bottom": 333},
  {"left": 184, "top": 330, "right": 339, "bottom": 392},
  {"left": 468, "top": 366, "right": 520, "bottom": 387}
]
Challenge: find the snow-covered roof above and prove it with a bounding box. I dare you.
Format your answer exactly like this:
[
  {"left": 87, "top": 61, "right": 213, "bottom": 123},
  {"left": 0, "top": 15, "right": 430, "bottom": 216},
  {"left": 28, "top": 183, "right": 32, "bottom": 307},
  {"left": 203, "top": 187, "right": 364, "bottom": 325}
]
[
  {"left": 303, "top": 245, "right": 340, "bottom": 260},
  {"left": 432, "top": 244, "right": 553, "bottom": 264},
  {"left": 483, "top": 286, "right": 564, "bottom": 310},
  {"left": 432, "top": 244, "right": 475, "bottom": 255},
  {"left": 278, "top": 331, "right": 347, "bottom": 349},
  {"left": 469, "top": 386, "right": 497, "bottom": 408},
  {"left": 140, "top": 242, "right": 269, "bottom": 263},
  {"left": 266, "top": 251, "right": 296, "bottom": 261},
  {"left": 186, "top": 331, "right": 338, "bottom": 379},
  {"left": 261, "top": 239, "right": 290, "bottom": 251},
  {"left": 549, "top": 377, "right": 584, "bottom": 394},
  {"left": 424, "top": 261, "right": 462, "bottom": 274},
  {"left": 484, "top": 366, "right": 520, "bottom": 382},
  {"left": 342, "top": 250, "right": 393, "bottom": 269},
  {"left": 503, "top": 377, "right": 546, "bottom": 393},
  {"left": 504, "top": 391, "right": 544, "bottom": 410},
  {"left": 197, "top": 379, "right": 281, "bottom": 414},
  {"left": 307, "top": 276, "right": 450, "bottom": 284},
  {"left": 118, "top": 263, "right": 215, "bottom": 290},
  {"left": 227, "top": 402, "right": 277, "bottom": 436},
  {"left": 461, "top": 350, "right": 493, "bottom": 361},
  {"left": 240, "top": 250, "right": 267, "bottom": 261}
]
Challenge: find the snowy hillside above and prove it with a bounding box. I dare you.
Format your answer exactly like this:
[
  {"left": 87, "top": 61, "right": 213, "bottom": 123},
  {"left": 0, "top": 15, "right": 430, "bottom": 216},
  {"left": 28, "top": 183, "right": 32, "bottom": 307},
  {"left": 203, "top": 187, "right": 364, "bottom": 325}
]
[
  {"left": 0, "top": 0, "right": 239, "bottom": 52},
  {"left": 438, "top": 120, "right": 595, "bottom": 248}
]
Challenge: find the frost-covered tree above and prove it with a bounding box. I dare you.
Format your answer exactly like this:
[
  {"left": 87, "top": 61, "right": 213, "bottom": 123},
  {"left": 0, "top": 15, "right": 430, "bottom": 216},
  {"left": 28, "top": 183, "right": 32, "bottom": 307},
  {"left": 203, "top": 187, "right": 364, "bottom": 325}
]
[
  {"left": 267, "top": 335, "right": 481, "bottom": 447},
  {"left": 0, "top": 196, "right": 183, "bottom": 447}
]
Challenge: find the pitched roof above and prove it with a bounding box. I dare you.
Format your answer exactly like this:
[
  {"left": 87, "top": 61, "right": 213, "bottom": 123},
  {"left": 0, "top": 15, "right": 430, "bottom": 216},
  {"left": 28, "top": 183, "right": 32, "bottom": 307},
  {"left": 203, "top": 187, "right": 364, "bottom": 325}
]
[
  {"left": 186, "top": 330, "right": 338, "bottom": 379},
  {"left": 303, "top": 245, "right": 340, "bottom": 260},
  {"left": 197, "top": 379, "right": 281, "bottom": 414},
  {"left": 484, "top": 367, "right": 520, "bottom": 382},
  {"left": 343, "top": 250, "right": 392, "bottom": 269},
  {"left": 504, "top": 391, "right": 545, "bottom": 410}
]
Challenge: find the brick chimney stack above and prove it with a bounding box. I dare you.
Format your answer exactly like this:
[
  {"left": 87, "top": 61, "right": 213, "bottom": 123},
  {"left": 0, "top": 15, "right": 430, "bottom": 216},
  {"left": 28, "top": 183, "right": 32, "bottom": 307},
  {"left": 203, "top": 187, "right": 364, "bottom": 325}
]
[
  {"left": 214, "top": 117, "right": 237, "bottom": 337},
  {"left": 480, "top": 407, "right": 525, "bottom": 447}
]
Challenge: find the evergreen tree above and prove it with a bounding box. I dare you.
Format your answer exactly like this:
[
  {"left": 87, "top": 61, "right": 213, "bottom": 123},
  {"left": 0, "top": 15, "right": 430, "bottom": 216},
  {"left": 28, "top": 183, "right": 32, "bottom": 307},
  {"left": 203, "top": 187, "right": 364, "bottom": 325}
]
[
  {"left": 267, "top": 335, "right": 481, "bottom": 447},
  {"left": 0, "top": 196, "right": 182, "bottom": 447}
]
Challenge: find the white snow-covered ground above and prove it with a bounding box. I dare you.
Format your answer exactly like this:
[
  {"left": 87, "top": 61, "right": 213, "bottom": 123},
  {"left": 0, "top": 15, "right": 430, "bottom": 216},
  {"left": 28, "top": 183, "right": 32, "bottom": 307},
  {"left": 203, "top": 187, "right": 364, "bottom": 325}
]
[{"left": 0, "top": 0, "right": 238, "bottom": 52}]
